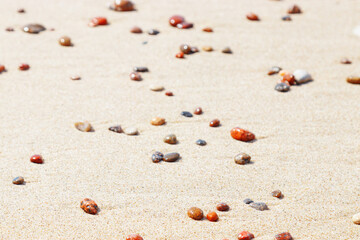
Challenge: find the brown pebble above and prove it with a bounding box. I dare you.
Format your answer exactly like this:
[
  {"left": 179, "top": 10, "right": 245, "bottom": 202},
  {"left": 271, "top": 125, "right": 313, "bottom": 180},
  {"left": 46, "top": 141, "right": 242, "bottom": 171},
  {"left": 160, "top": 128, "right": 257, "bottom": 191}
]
[
  {"left": 346, "top": 76, "right": 360, "bottom": 84},
  {"left": 194, "top": 107, "right": 203, "bottom": 115},
  {"left": 340, "top": 58, "right": 352, "bottom": 64},
  {"left": 0, "top": 65, "right": 5, "bottom": 73},
  {"left": 30, "top": 154, "right": 43, "bottom": 164},
  {"left": 288, "top": 4, "right": 301, "bottom": 14},
  {"left": 216, "top": 202, "right": 229, "bottom": 211},
  {"left": 271, "top": 190, "right": 282, "bottom": 198},
  {"left": 187, "top": 207, "right": 204, "bottom": 220},
  {"left": 70, "top": 75, "right": 81, "bottom": 80},
  {"left": 18, "top": 63, "right": 30, "bottom": 71},
  {"left": 13, "top": 176, "right": 25, "bottom": 185},
  {"left": 80, "top": 198, "right": 98, "bottom": 215},
  {"left": 18, "top": 8, "right": 26, "bottom": 13},
  {"left": 59, "top": 36, "right": 72, "bottom": 46},
  {"left": 150, "top": 117, "right": 166, "bottom": 126},
  {"left": 246, "top": 13, "right": 259, "bottom": 21},
  {"left": 176, "top": 52, "right": 184, "bottom": 58},
  {"left": 165, "top": 91, "right": 173, "bottom": 96},
  {"left": 268, "top": 66, "right": 282, "bottom": 75},
  {"left": 191, "top": 47, "right": 199, "bottom": 53},
  {"left": 164, "top": 152, "right": 180, "bottom": 162},
  {"left": 131, "top": 26, "right": 142, "bottom": 34},
  {"left": 164, "top": 134, "right": 177, "bottom": 144},
  {"left": 22, "top": 23, "right": 46, "bottom": 34},
  {"left": 202, "top": 46, "right": 213, "bottom": 52},
  {"left": 180, "top": 44, "right": 192, "bottom": 54},
  {"left": 206, "top": 211, "right": 218, "bottom": 222},
  {"left": 130, "top": 72, "right": 141, "bottom": 81},
  {"left": 209, "top": 119, "right": 220, "bottom": 127},
  {"left": 177, "top": 22, "right": 193, "bottom": 29},
  {"left": 75, "top": 121, "right": 93, "bottom": 132},
  {"left": 234, "top": 153, "right": 251, "bottom": 165},
  {"left": 202, "top": 27, "right": 213, "bottom": 32},
  {"left": 5, "top": 27, "right": 14, "bottom": 32},
  {"left": 222, "top": 47, "right": 232, "bottom": 54}
]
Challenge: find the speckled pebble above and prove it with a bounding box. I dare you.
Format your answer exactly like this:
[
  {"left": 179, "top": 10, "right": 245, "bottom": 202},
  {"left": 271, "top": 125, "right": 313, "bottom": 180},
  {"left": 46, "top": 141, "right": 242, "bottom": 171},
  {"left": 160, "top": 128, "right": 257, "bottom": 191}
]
[
  {"left": 249, "top": 202, "right": 268, "bottom": 211},
  {"left": 13, "top": 176, "right": 24, "bottom": 185},
  {"left": 124, "top": 127, "right": 138, "bottom": 135},
  {"left": 164, "top": 152, "right": 180, "bottom": 162},
  {"left": 164, "top": 134, "right": 177, "bottom": 144},
  {"left": 275, "top": 232, "right": 293, "bottom": 240},
  {"left": 181, "top": 111, "right": 193, "bottom": 117},
  {"left": 75, "top": 121, "right": 93, "bottom": 132},
  {"left": 109, "top": 125, "right": 122, "bottom": 133},
  {"left": 152, "top": 151, "right": 164, "bottom": 163},
  {"left": 275, "top": 82, "right": 290, "bottom": 92},
  {"left": 187, "top": 207, "right": 203, "bottom": 220},
  {"left": 234, "top": 153, "right": 251, "bottom": 165},
  {"left": 268, "top": 66, "right": 282, "bottom": 75},
  {"left": 243, "top": 198, "right": 253, "bottom": 204},
  {"left": 196, "top": 139, "right": 206, "bottom": 146},
  {"left": 293, "top": 69, "right": 312, "bottom": 84}
]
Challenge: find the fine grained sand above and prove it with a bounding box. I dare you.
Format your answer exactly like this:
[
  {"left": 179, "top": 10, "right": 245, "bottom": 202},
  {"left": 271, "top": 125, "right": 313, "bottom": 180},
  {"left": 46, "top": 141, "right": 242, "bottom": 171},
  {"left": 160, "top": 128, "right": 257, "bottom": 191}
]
[{"left": 0, "top": 0, "right": 359, "bottom": 239}]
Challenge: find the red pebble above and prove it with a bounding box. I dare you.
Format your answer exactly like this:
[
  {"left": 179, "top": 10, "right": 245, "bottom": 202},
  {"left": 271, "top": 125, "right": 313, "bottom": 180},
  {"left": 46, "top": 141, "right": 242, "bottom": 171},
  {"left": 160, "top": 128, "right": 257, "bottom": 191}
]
[
  {"left": 176, "top": 52, "right": 184, "bottom": 58},
  {"left": 130, "top": 72, "right": 141, "bottom": 81},
  {"left": 194, "top": 107, "right": 202, "bottom": 115},
  {"left": 209, "top": 119, "right": 220, "bottom": 127},
  {"left": 238, "top": 231, "right": 255, "bottom": 240},
  {"left": 19, "top": 63, "right": 30, "bottom": 71},
  {"left": 177, "top": 22, "right": 193, "bottom": 29},
  {"left": 246, "top": 13, "right": 259, "bottom": 21},
  {"left": 165, "top": 91, "right": 173, "bottom": 96},
  {"left": 275, "top": 232, "right": 292, "bottom": 240},
  {"left": 230, "top": 127, "right": 255, "bottom": 142},
  {"left": 30, "top": 154, "right": 43, "bottom": 164},
  {"left": 169, "top": 15, "right": 185, "bottom": 27},
  {"left": 0, "top": 65, "right": 5, "bottom": 73},
  {"left": 126, "top": 234, "right": 144, "bottom": 240},
  {"left": 89, "top": 17, "right": 108, "bottom": 27}
]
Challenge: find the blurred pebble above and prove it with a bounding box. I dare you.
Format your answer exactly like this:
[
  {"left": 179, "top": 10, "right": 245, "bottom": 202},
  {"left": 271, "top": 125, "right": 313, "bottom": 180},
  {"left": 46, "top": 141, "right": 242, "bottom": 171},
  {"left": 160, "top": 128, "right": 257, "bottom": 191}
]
[
  {"left": 13, "top": 176, "right": 24, "bottom": 185},
  {"left": 130, "top": 26, "right": 142, "bottom": 33},
  {"left": 282, "top": 15, "right": 292, "bottom": 21},
  {"left": 151, "top": 117, "right": 166, "bottom": 126},
  {"left": 187, "top": 207, "right": 203, "bottom": 220},
  {"left": 152, "top": 151, "right": 164, "bottom": 163},
  {"left": 268, "top": 66, "right": 282, "bottom": 75},
  {"left": 133, "top": 66, "right": 148, "bottom": 72},
  {"left": 275, "top": 82, "right": 290, "bottom": 92},
  {"left": 288, "top": 4, "right": 301, "bottom": 14},
  {"left": 126, "top": 234, "right": 143, "bottom": 240},
  {"left": 202, "top": 27, "right": 213, "bottom": 32},
  {"left": 149, "top": 85, "right": 164, "bottom": 91},
  {"left": 293, "top": 69, "right": 312, "bottom": 84},
  {"left": 340, "top": 58, "right": 352, "bottom": 64},
  {"left": 181, "top": 111, "right": 193, "bottom": 117},
  {"left": 353, "top": 213, "right": 360, "bottom": 224},
  {"left": 216, "top": 202, "right": 229, "bottom": 211},
  {"left": 147, "top": 29, "right": 159, "bottom": 35},
  {"left": 249, "top": 202, "right": 268, "bottom": 211},
  {"left": 23, "top": 23, "right": 46, "bottom": 34},
  {"left": 246, "top": 13, "right": 259, "bottom": 21},
  {"left": 234, "top": 153, "right": 251, "bottom": 165},
  {"left": 70, "top": 75, "right": 81, "bottom": 80},
  {"left": 209, "top": 119, "right": 220, "bottom": 127},
  {"left": 194, "top": 107, "right": 203, "bottom": 115},
  {"left": 196, "top": 139, "right": 206, "bottom": 146},
  {"left": 222, "top": 47, "right": 232, "bottom": 54},
  {"left": 243, "top": 198, "right": 253, "bottom": 204},
  {"left": 202, "top": 46, "right": 213, "bottom": 52},
  {"left": 108, "top": 125, "right": 122, "bottom": 133},
  {"left": 75, "top": 121, "right": 93, "bottom": 132},
  {"left": 164, "top": 134, "right": 177, "bottom": 144},
  {"left": 124, "top": 127, "right": 138, "bottom": 135},
  {"left": 347, "top": 76, "right": 360, "bottom": 84},
  {"left": 238, "top": 231, "right": 255, "bottom": 240},
  {"left": 206, "top": 211, "right": 218, "bottom": 222},
  {"left": 271, "top": 190, "right": 282, "bottom": 198},
  {"left": 275, "top": 232, "right": 293, "bottom": 240}
]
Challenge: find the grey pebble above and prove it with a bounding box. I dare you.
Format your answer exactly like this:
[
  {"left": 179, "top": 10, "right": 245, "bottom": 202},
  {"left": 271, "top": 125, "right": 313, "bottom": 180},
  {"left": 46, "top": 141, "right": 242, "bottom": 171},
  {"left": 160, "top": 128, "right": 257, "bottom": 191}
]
[
  {"left": 249, "top": 202, "right": 268, "bottom": 211},
  {"left": 275, "top": 82, "right": 290, "bottom": 92},
  {"left": 196, "top": 139, "right": 206, "bottom": 146},
  {"left": 293, "top": 69, "right": 312, "bottom": 84},
  {"left": 108, "top": 125, "right": 122, "bottom": 133},
  {"left": 164, "top": 152, "right": 180, "bottom": 162},
  {"left": 243, "top": 198, "right": 253, "bottom": 204},
  {"left": 181, "top": 111, "right": 193, "bottom": 117}
]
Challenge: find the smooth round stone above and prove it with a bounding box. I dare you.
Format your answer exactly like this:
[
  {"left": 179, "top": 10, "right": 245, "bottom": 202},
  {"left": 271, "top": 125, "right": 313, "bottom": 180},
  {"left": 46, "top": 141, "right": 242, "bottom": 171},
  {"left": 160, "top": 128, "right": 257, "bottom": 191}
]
[
  {"left": 164, "top": 152, "right": 180, "bottom": 162},
  {"left": 353, "top": 213, "right": 360, "bottom": 224},
  {"left": 271, "top": 190, "right": 282, "bottom": 198},
  {"left": 164, "top": 134, "right": 177, "bottom": 144},
  {"left": 75, "top": 121, "right": 93, "bottom": 132},
  {"left": 152, "top": 151, "right": 164, "bottom": 163},
  {"left": 243, "top": 198, "right": 253, "bottom": 204},
  {"left": 181, "top": 111, "right": 193, "bottom": 117},
  {"left": 196, "top": 139, "right": 206, "bottom": 146},
  {"left": 151, "top": 117, "right": 166, "bottom": 126},
  {"left": 275, "top": 82, "right": 290, "bottom": 92},
  {"left": 187, "top": 207, "right": 203, "bottom": 220},
  {"left": 149, "top": 85, "right": 164, "bottom": 91},
  {"left": 180, "top": 44, "right": 192, "bottom": 54},
  {"left": 124, "top": 127, "right": 138, "bottom": 135},
  {"left": 249, "top": 202, "right": 268, "bottom": 211},
  {"left": 202, "top": 46, "right": 213, "bottom": 52},
  {"left": 13, "top": 176, "right": 24, "bottom": 185},
  {"left": 346, "top": 75, "right": 360, "bottom": 84},
  {"left": 234, "top": 153, "right": 251, "bottom": 165},
  {"left": 293, "top": 69, "right": 312, "bottom": 84}
]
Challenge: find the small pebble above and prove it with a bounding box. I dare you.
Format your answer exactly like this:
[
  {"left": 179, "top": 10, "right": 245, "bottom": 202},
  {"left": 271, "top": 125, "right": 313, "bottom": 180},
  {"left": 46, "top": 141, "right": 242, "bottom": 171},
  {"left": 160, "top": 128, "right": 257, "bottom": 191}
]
[
  {"left": 243, "top": 198, "right": 253, "bottom": 204},
  {"left": 282, "top": 73, "right": 296, "bottom": 85},
  {"left": 165, "top": 91, "right": 173, "bottom": 96},
  {"left": 246, "top": 13, "right": 259, "bottom": 21},
  {"left": 282, "top": 15, "right": 292, "bottom": 21},
  {"left": 249, "top": 202, "right": 268, "bottom": 211},
  {"left": 230, "top": 128, "right": 255, "bottom": 142},
  {"left": 108, "top": 125, "right": 122, "bottom": 133},
  {"left": 133, "top": 66, "right": 148, "bottom": 72},
  {"left": 6, "top": 27, "right": 14, "bottom": 32},
  {"left": 19, "top": 63, "right": 30, "bottom": 71},
  {"left": 130, "top": 72, "right": 142, "bottom": 81},
  {"left": 222, "top": 47, "right": 232, "bottom": 54},
  {"left": 340, "top": 58, "right": 352, "bottom": 64},
  {"left": 110, "top": 0, "right": 135, "bottom": 12},
  {"left": 22, "top": 23, "right": 46, "bottom": 34},
  {"left": 271, "top": 190, "right": 282, "bottom": 198},
  {"left": 187, "top": 207, "right": 203, "bottom": 220},
  {"left": 238, "top": 231, "right": 255, "bottom": 240},
  {"left": 196, "top": 139, "right": 206, "bottom": 146},
  {"left": 80, "top": 198, "right": 98, "bottom": 215},
  {"left": 234, "top": 153, "right": 251, "bottom": 165},
  {"left": 181, "top": 111, "right": 193, "bottom": 118},
  {"left": 151, "top": 117, "right": 166, "bottom": 126},
  {"left": 169, "top": 15, "right": 185, "bottom": 27},
  {"left": 163, "top": 152, "right": 180, "bottom": 162},
  {"left": 70, "top": 75, "right": 81, "bottom": 80},
  {"left": 164, "top": 134, "right": 177, "bottom": 144},
  {"left": 0, "top": 65, "right": 6, "bottom": 73},
  {"left": 202, "top": 46, "right": 213, "bottom": 52},
  {"left": 268, "top": 66, "right": 282, "bottom": 75},
  {"left": 130, "top": 26, "right": 142, "bottom": 34},
  {"left": 191, "top": 47, "right": 199, "bottom": 53},
  {"left": 147, "top": 29, "right": 159, "bottom": 35},
  {"left": 18, "top": 8, "right": 26, "bottom": 13},
  {"left": 30, "top": 154, "right": 43, "bottom": 164},
  {"left": 176, "top": 52, "right": 184, "bottom": 58},
  {"left": 206, "top": 211, "right": 218, "bottom": 222},
  {"left": 12, "top": 176, "right": 24, "bottom": 185},
  {"left": 194, "top": 107, "right": 203, "bottom": 115},
  {"left": 202, "top": 27, "right": 213, "bottom": 32},
  {"left": 152, "top": 151, "right": 164, "bottom": 163},
  {"left": 209, "top": 119, "right": 220, "bottom": 127},
  {"left": 293, "top": 69, "right": 312, "bottom": 84},
  {"left": 180, "top": 44, "right": 192, "bottom": 54},
  {"left": 352, "top": 213, "right": 360, "bottom": 225},
  {"left": 216, "top": 202, "right": 229, "bottom": 211},
  {"left": 149, "top": 85, "right": 164, "bottom": 91},
  {"left": 347, "top": 75, "right": 360, "bottom": 84},
  {"left": 89, "top": 17, "right": 108, "bottom": 27},
  {"left": 75, "top": 121, "right": 93, "bottom": 132},
  {"left": 288, "top": 4, "right": 301, "bottom": 14},
  {"left": 59, "top": 36, "right": 72, "bottom": 46},
  {"left": 126, "top": 234, "right": 143, "bottom": 240},
  {"left": 275, "top": 83, "right": 290, "bottom": 92},
  {"left": 274, "top": 232, "right": 293, "bottom": 240},
  {"left": 177, "top": 22, "right": 193, "bottom": 29},
  {"left": 124, "top": 127, "right": 138, "bottom": 135}
]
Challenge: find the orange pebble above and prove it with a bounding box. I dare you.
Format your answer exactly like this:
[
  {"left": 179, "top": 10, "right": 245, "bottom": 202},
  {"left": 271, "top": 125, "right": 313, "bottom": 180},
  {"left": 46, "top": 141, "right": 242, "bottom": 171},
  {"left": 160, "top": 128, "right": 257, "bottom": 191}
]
[
  {"left": 282, "top": 73, "right": 296, "bottom": 85},
  {"left": 126, "top": 234, "right": 144, "bottom": 240},
  {"left": 176, "top": 52, "right": 184, "bottom": 58},
  {"left": 90, "top": 17, "right": 108, "bottom": 27},
  {"left": 279, "top": 70, "right": 289, "bottom": 76},
  {"left": 230, "top": 127, "right": 255, "bottom": 142},
  {"left": 206, "top": 211, "right": 219, "bottom": 222}
]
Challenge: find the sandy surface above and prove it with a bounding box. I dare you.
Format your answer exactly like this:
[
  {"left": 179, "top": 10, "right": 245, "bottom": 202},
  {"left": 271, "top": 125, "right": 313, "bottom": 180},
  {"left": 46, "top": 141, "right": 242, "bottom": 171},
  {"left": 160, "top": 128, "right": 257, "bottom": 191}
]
[{"left": 0, "top": 0, "right": 360, "bottom": 239}]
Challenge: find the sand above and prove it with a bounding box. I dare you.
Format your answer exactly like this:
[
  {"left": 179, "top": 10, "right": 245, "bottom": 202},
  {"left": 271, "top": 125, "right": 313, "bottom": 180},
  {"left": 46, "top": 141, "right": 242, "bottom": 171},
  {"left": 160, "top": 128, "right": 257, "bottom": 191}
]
[{"left": 0, "top": 0, "right": 359, "bottom": 239}]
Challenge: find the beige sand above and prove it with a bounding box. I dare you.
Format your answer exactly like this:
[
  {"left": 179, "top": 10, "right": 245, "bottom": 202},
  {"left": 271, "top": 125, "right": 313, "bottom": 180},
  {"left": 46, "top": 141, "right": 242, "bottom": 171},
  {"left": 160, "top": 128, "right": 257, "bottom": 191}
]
[{"left": 0, "top": 0, "right": 359, "bottom": 239}]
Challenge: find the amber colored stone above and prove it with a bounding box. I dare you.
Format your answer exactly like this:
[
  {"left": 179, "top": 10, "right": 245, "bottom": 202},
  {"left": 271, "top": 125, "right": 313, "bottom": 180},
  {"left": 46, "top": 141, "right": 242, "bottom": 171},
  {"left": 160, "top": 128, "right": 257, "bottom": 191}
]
[
  {"left": 288, "top": 5, "right": 301, "bottom": 14},
  {"left": 282, "top": 73, "right": 296, "bottom": 85},
  {"left": 169, "top": 15, "right": 185, "bottom": 27},
  {"left": 238, "top": 231, "right": 255, "bottom": 240},
  {"left": 177, "top": 22, "right": 193, "bottom": 29},
  {"left": 209, "top": 119, "right": 220, "bottom": 127},
  {"left": 340, "top": 58, "right": 352, "bottom": 64},
  {"left": 130, "top": 72, "right": 141, "bottom": 81},
  {"left": 75, "top": 121, "right": 93, "bottom": 132},
  {"left": 130, "top": 26, "right": 142, "bottom": 33},
  {"left": 346, "top": 76, "right": 360, "bottom": 84},
  {"left": 22, "top": 24, "right": 46, "bottom": 34},
  {"left": 194, "top": 107, "right": 202, "bottom": 115},
  {"left": 176, "top": 52, "right": 184, "bottom": 58},
  {"left": 274, "top": 232, "right": 293, "bottom": 240},
  {"left": 114, "top": 0, "right": 135, "bottom": 11},
  {"left": 80, "top": 198, "right": 98, "bottom": 215},
  {"left": 0, "top": 65, "right": 5, "bottom": 73},
  {"left": 89, "top": 17, "right": 108, "bottom": 27},
  {"left": 180, "top": 44, "right": 192, "bottom": 54},
  {"left": 30, "top": 154, "right": 43, "bottom": 164},
  {"left": 202, "top": 46, "right": 213, "bottom": 52},
  {"left": 187, "top": 207, "right": 203, "bottom": 220},
  {"left": 230, "top": 128, "right": 255, "bottom": 142},
  {"left": 206, "top": 212, "right": 218, "bottom": 222},
  {"left": 165, "top": 91, "right": 173, "bottom": 96},
  {"left": 216, "top": 202, "right": 229, "bottom": 211},
  {"left": 18, "top": 63, "right": 30, "bottom": 71},
  {"left": 203, "top": 27, "right": 213, "bottom": 32},
  {"left": 272, "top": 190, "right": 282, "bottom": 198},
  {"left": 246, "top": 13, "right": 259, "bottom": 21},
  {"left": 126, "top": 234, "right": 143, "bottom": 240},
  {"left": 151, "top": 117, "right": 166, "bottom": 126},
  {"left": 59, "top": 36, "right": 72, "bottom": 46},
  {"left": 164, "top": 134, "right": 177, "bottom": 144}
]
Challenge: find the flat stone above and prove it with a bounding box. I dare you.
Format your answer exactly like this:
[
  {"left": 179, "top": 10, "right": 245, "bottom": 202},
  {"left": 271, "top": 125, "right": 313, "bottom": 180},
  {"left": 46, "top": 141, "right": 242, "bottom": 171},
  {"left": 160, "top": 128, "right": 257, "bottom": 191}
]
[
  {"left": 108, "top": 125, "right": 122, "bottom": 133},
  {"left": 275, "top": 82, "right": 290, "bottom": 92},
  {"left": 181, "top": 111, "right": 193, "bottom": 117},
  {"left": 147, "top": 29, "right": 160, "bottom": 35},
  {"left": 164, "top": 152, "right": 180, "bottom": 162},
  {"left": 293, "top": 69, "right": 312, "bottom": 84},
  {"left": 202, "top": 46, "right": 213, "bottom": 52},
  {"left": 243, "top": 198, "right": 253, "bottom": 204},
  {"left": 347, "top": 75, "right": 360, "bottom": 84},
  {"left": 353, "top": 213, "right": 360, "bottom": 225},
  {"left": 13, "top": 176, "right": 24, "bottom": 185},
  {"left": 164, "top": 134, "right": 177, "bottom": 144},
  {"left": 124, "top": 127, "right": 138, "bottom": 135},
  {"left": 249, "top": 202, "right": 268, "bottom": 211},
  {"left": 149, "top": 85, "right": 164, "bottom": 91},
  {"left": 75, "top": 121, "right": 93, "bottom": 132},
  {"left": 234, "top": 153, "right": 251, "bottom": 165},
  {"left": 22, "top": 23, "right": 46, "bottom": 34},
  {"left": 133, "top": 66, "right": 149, "bottom": 72},
  {"left": 196, "top": 139, "right": 206, "bottom": 146}
]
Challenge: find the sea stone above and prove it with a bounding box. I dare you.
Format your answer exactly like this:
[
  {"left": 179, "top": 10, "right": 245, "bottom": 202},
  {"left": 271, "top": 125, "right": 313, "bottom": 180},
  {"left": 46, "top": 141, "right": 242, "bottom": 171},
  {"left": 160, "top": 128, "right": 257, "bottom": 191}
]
[
  {"left": 238, "top": 231, "right": 255, "bottom": 240},
  {"left": 13, "top": 176, "right": 24, "bottom": 185},
  {"left": 152, "top": 151, "right": 164, "bottom": 163},
  {"left": 275, "top": 82, "right": 290, "bottom": 92},
  {"left": 80, "top": 198, "right": 98, "bottom": 215},
  {"left": 181, "top": 111, "right": 193, "bottom": 117},
  {"left": 274, "top": 232, "right": 293, "bottom": 240},
  {"left": 75, "top": 121, "right": 93, "bottom": 132},
  {"left": 249, "top": 202, "right": 268, "bottom": 211},
  {"left": 187, "top": 207, "right": 203, "bottom": 220},
  {"left": 164, "top": 152, "right": 180, "bottom": 162},
  {"left": 124, "top": 127, "right": 138, "bottom": 135},
  {"left": 230, "top": 128, "right": 255, "bottom": 142},
  {"left": 353, "top": 213, "right": 360, "bottom": 225},
  {"left": 293, "top": 69, "right": 312, "bottom": 84},
  {"left": 164, "top": 134, "right": 177, "bottom": 144},
  {"left": 149, "top": 85, "right": 164, "bottom": 91},
  {"left": 346, "top": 75, "right": 360, "bottom": 84},
  {"left": 272, "top": 190, "right": 282, "bottom": 198},
  {"left": 109, "top": 125, "right": 122, "bottom": 133},
  {"left": 133, "top": 66, "right": 148, "bottom": 72},
  {"left": 222, "top": 47, "right": 232, "bottom": 54},
  {"left": 243, "top": 198, "right": 253, "bottom": 204},
  {"left": 196, "top": 139, "right": 206, "bottom": 146},
  {"left": 151, "top": 117, "right": 166, "bottom": 126},
  {"left": 268, "top": 66, "right": 282, "bottom": 75},
  {"left": 22, "top": 24, "right": 46, "bottom": 34},
  {"left": 234, "top": 153, "right": 251, "bottom": 165},
  {"left": 216, "top": 203, "right": 229, "bottom": 211}
]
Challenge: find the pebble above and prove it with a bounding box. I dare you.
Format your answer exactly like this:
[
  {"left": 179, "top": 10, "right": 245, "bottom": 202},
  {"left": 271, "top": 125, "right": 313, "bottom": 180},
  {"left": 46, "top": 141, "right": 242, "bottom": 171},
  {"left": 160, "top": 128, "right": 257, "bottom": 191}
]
[
  {"left": 272, "top": 190, "right": 282, "bottom": 198},
  {"left": 130, "top": 72, "right": 142, "bottom": 81},
  {"left": 89, "top": 17, "right": 108, "bottom": 27},
  {"left": 246, "top": 13, "right": 259, "bottom": 21},
  {"left": 151, "top": 117, "right": 166, "bottom": 126},
  {"left": 282, "top": 15, "right": 292, "bottom": 21},
  {"left": 209, "top": 119, "right": 220, "bottom": 127},
  {"left": 275, "top": 83, "right": 290, "bottom": 92},
  {"left": 59, "top": 36, "right": 72, "bottom": 46},
  {"left": 249, "top": 202, "right": 268, "bottom": 211},
  {"left": 177, "top": 22, "right": 193, "bottom": 29},
  {"left": 164, "top": 152, "right": 180, "bottom": 162},
  {"left": 352, "top": 213, "right": 360, "bottom": 224},
  {"left": 75, "top": 121, "right": 93, "bottom": 132},
  {"left": 0, "top": 65, "right": 5, "bottom": 73},
  {"left": 19, "top": 63, "right": 30, "bottom": 71},
  {"left": 124, "top": 127, "right": 138, "bottom": 135},
  {"left": 243, "top": 198, "right": 253, "bottom": 204},
  {"left": 108, "top": 125, "right": 122, "bottom": 133},
  {"left": 149, "top": 85, "right": 164, "bottom": 91},
  {"left": 130, "top": 26, "right": 142, "bottom": 34},
  {"left": 216, "top": 202, "right": 229, "bottom": 211},
  {"left": 288, "top": 4, "right": 301, "bottom": 14},
  {"left": 206, "top": 211, "right": 218, "bottom": 222},
  {"left": 268, "top": 66, "right": 282, "bottom": 75},
  {"left": 293, "top": 69, "right": 312, "bottom": 84},
  {"left": 194, "top": 107, "right": 203, "bottom": 115},
  {"left": 30, "top": 154, "right": 43, "bottom": 164},
  {"left": 340, "top": 58, "right": 352, "bottom": 64},
  {"left": 180, "top": 44, "right": 192, "bottom": 54},
  {"left": 187, "top": 207, "right": 203, "bottom": 220},
  {"left": 238, "top": 231, "right": 255, "bottom": 240},
  {"left": 203, "top": 27, "right": 213, "bottom": 32},
  {"left": 274, "top": 232, "right": 293, "bottom": 240},
  {"left": 230, "top": 128, "right": 255, "bottom": 142},
  {"left": 164, "top": 134, "right": 177, "bottom": 144},
  {"left": 196, "top": 139, "right": 206, "bottom": 146},
  {"left": 176, "top": 52, "right": 184, "bottom": 58},
  {"left": 18, "top": 8, "right": 26, "bottom": 13},
  {"left": 222, "top": 47, "right": 232, "bottom": 54},
  {"left": 282, "top": 73, "right": 296, "bottom": 85},
  {"left": 110, "top": 0, "right": 135, "bottom": 12},
  {"left": 202, "top": 46, "right": 213, "bottom": 52},
  {"left": 181, "top": 111, "right": 193, "bottom": 117},
  {"left": 80, "top": 198, "right": 98, "bottom": 215},
  {"left": 6, "top": 27, "right": 14, "bottom": 32},
  {"left": 70, "top": 75, "right": 81, "bottom": 80},
  {"left": 13, "top": 176, "right": 25, "bottom": 185},
  {"left": 147, "top": 29, "right": 160, "bottom": 35},
  {"left": 133, "top": 66, "right": 148, "bottom": 72},
  {"left": 22, "top": 24, "right": 46, "bottom": 34},
  {"left": 169, "top": 15, "right": 185, "bottom": 27},
  {"left": 152, "top": 151, "right": 164, "bottom": 163},
  {"left": 346, "top": 75, "right": 360, "bottom": 84},
  {"left": 234, "top": 153, "right": 251, "bottom": 165},
  {"left": 165, "top": 91, "right": 173, "bottom": 96},
  {"left": 191, "top": 47, "right": 199, "bottom": 53},
  {"left": 126, "top": 234, "right": 143, "bottom": 240}
]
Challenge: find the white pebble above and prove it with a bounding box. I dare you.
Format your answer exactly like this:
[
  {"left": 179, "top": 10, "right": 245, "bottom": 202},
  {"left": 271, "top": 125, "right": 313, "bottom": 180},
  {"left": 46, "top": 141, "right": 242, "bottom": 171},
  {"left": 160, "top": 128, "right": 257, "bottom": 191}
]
[
  {"left": 293, "top": 69, "right": 312, "bottom": 84},
  {"left": 124, "top": 127, "right": 138, "bottom": 135},
  {"left": 149, "top": 85, "right": 164, "bottom": 91},
  {"left": 353, "top": 213, "right": 360, "bottom": 225}
]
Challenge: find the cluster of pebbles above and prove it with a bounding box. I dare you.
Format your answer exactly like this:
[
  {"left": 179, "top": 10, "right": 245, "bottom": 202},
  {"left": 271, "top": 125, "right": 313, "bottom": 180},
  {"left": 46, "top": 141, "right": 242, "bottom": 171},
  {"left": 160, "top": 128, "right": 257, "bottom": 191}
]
[{"left": 4, "top": 0, "right": 360, "bottom": 239}]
